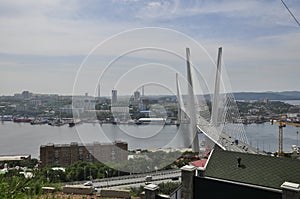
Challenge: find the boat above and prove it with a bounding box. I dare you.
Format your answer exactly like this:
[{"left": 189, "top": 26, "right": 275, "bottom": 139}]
[
  {"left": 135, "top": 118, "right": 166, "bottom": 125},
  {"left": 135, "top": 120, "right": 143, "bottom": 125},
  {"left": 112, "top": 118, "right": 120, "bottom": 125},
  {"left": 0, "top": 115, "right": 13, "bottom": 121},
  {"left": 13, "top": 117, "right": 32, "bottom": 123},
  {"left": 30, "top": 119, "right": 48, "bottom": 125},
  {"left": 68, "top": 119, "right": 81, "bottom": 127},
  {"left": 48, "top": 119, "right": 65, "bottom": 126}
]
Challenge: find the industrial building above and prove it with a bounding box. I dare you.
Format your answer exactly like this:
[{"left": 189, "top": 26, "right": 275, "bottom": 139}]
[{"left": 40, "top": 141, "right": 128, "bottom": 168}]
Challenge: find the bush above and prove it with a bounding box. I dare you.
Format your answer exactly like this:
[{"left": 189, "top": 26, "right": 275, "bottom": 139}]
[
  {"left": 158, "top": 182, "right": 181, "bottom": 195},
  {"left": 130, "top": 185, "right": 144, "bottom": 197}
]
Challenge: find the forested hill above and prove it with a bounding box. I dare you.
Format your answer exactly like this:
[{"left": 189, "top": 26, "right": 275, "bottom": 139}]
[{"left": 232, "top": 91, "right": 300, "bottom": 101}]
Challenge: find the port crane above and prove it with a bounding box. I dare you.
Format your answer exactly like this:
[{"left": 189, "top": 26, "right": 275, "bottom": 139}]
[{"left": 273, "top": 115, "right": 300, "bottom": 156}]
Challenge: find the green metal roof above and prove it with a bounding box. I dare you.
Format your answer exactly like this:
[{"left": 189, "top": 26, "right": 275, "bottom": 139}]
[{"left": 205, "top": 147, "right": 300, "bottom": 190}]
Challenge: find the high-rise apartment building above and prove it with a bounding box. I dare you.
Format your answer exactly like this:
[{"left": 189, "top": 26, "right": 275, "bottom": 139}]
[
  {"left": 40, "top": 141, "right": 128, "bottom": 168},
  {"left": 111, "top": 89, "right": 118, "bottom": 106}
]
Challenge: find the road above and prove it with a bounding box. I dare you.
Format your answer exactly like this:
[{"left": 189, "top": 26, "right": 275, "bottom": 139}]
[
  {"left": 110, "top": 178, "right": 181, "bottom": 189},
  {"left": 197, "top": 124, "right": 267, "bottom": 155},
  {"left": 219, "top": 132, "right": 266, "bottom": 154},
  {"left": 66, "top": 169, "right": 181, "bottom": 188}
]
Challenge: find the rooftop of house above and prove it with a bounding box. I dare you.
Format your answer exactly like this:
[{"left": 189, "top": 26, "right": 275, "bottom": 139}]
[
  {"left": 204, "top": 147, "right": 300, "bottom": 190},
  {"left": 190, "top": 159, "right": 207, "bottom": 168}
]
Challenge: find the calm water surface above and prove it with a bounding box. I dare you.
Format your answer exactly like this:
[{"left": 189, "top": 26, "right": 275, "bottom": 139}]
[
  {"left": 0, "top": 122, "right": 299, "bottom": 158},
  {"left": 280, "top": 100, "right": 300, "bottom": 105}
]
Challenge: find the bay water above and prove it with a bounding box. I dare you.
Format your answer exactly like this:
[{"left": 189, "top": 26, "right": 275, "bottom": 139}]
[{"left": 0, "top": 121, "right": 299, "bottom": 158}]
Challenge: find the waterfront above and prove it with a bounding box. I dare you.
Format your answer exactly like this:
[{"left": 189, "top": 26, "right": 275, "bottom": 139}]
[{"left": 0, "top": 122, "right": 299, "bottom": 158}]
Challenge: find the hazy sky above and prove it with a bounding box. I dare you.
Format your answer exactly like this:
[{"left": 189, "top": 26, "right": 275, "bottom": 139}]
[{"left": 0, "top": 0, "right": 300, "bottom": 96}]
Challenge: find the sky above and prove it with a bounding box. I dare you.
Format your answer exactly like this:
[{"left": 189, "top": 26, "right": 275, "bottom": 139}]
[{"left": 0, "top": 0, "right": 300, "bottom": 96}]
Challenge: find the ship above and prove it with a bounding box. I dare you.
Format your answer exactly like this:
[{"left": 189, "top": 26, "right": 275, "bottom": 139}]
[{"left": 13, "top": 117, "right": 32, "bottom": 123}]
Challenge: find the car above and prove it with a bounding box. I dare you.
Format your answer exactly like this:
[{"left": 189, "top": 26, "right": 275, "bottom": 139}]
[
  {"left": 145, "top": 175, "right": 152, "bottom": 182},
  {"left": 171, "top": 177, "right": 179, "bottom": 181},
  {"left": 83, "top": 181, "right": 93, "bottom": 186}
]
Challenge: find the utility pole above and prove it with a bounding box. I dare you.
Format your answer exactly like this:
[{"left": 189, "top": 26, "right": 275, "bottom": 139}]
[
  {"left": 105, "top": 170, "right": 109, "bottom": 187},
  {"left": 297, "top": 131, "right": 299, "bottom": 146}
]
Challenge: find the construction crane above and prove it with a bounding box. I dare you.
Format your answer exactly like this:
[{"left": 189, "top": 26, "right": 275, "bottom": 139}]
[
  {"left": 272, "top": 115, "right": 300, "bottom": 156},
  {"left": 278, "top": 115, "right": 286, "bottom": 156}
]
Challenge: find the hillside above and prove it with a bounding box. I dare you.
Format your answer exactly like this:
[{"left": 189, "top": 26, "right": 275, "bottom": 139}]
[{"left": 232, "top": 91, "right": 300, "bottom": 101}]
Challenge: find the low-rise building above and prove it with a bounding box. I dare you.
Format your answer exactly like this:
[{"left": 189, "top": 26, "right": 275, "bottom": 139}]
[{"left": 0, "top": 155, "right": 31, "bottom": 162}]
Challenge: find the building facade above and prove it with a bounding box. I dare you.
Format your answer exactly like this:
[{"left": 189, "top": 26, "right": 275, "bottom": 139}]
[
  {"left": 40, "top": 141, "right": 128, "bottom": 168},
  {"left": 111, "top": 90, "right": 118, "bottom": 106},
  {"left": 72, "top": 95, "right": 97, "bottom": 111}
]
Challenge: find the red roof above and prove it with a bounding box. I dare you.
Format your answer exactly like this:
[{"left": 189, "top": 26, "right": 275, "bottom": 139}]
[{"left": 190, "top": 159, "right": 207, "bottom": 167}]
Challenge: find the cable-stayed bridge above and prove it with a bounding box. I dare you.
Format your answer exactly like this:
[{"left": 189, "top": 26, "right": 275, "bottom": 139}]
[{"left": 177, "top": 47, "right": 266, "bottom": 155}]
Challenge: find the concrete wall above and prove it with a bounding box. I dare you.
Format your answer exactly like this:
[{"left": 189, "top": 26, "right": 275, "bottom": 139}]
[
  {"left": 100, "top": 188, "right": 131, "bottom": 199},
  {"left": 62, "top": 185, "right": 93, "bottom": 195}
]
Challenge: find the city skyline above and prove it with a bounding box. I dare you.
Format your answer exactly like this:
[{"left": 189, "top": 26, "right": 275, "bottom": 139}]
[{"left": 0, "top": 0, "right": 300, "bottom": 96}]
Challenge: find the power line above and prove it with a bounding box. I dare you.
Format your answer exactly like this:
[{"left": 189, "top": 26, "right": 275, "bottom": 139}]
[{"left": 280, "top": 0, "right": 300, "bottom": 26}]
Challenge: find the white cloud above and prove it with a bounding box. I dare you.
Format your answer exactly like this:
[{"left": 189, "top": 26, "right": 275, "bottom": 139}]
[
  {"left": 0, "top": 0, "right": 146, "bottom": 56},
  {"left": 0, "top": 0, "right": 299, "bottom": 94},
  {"left": 148, "top": 1, "right": 162, "bottom": 7}
]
